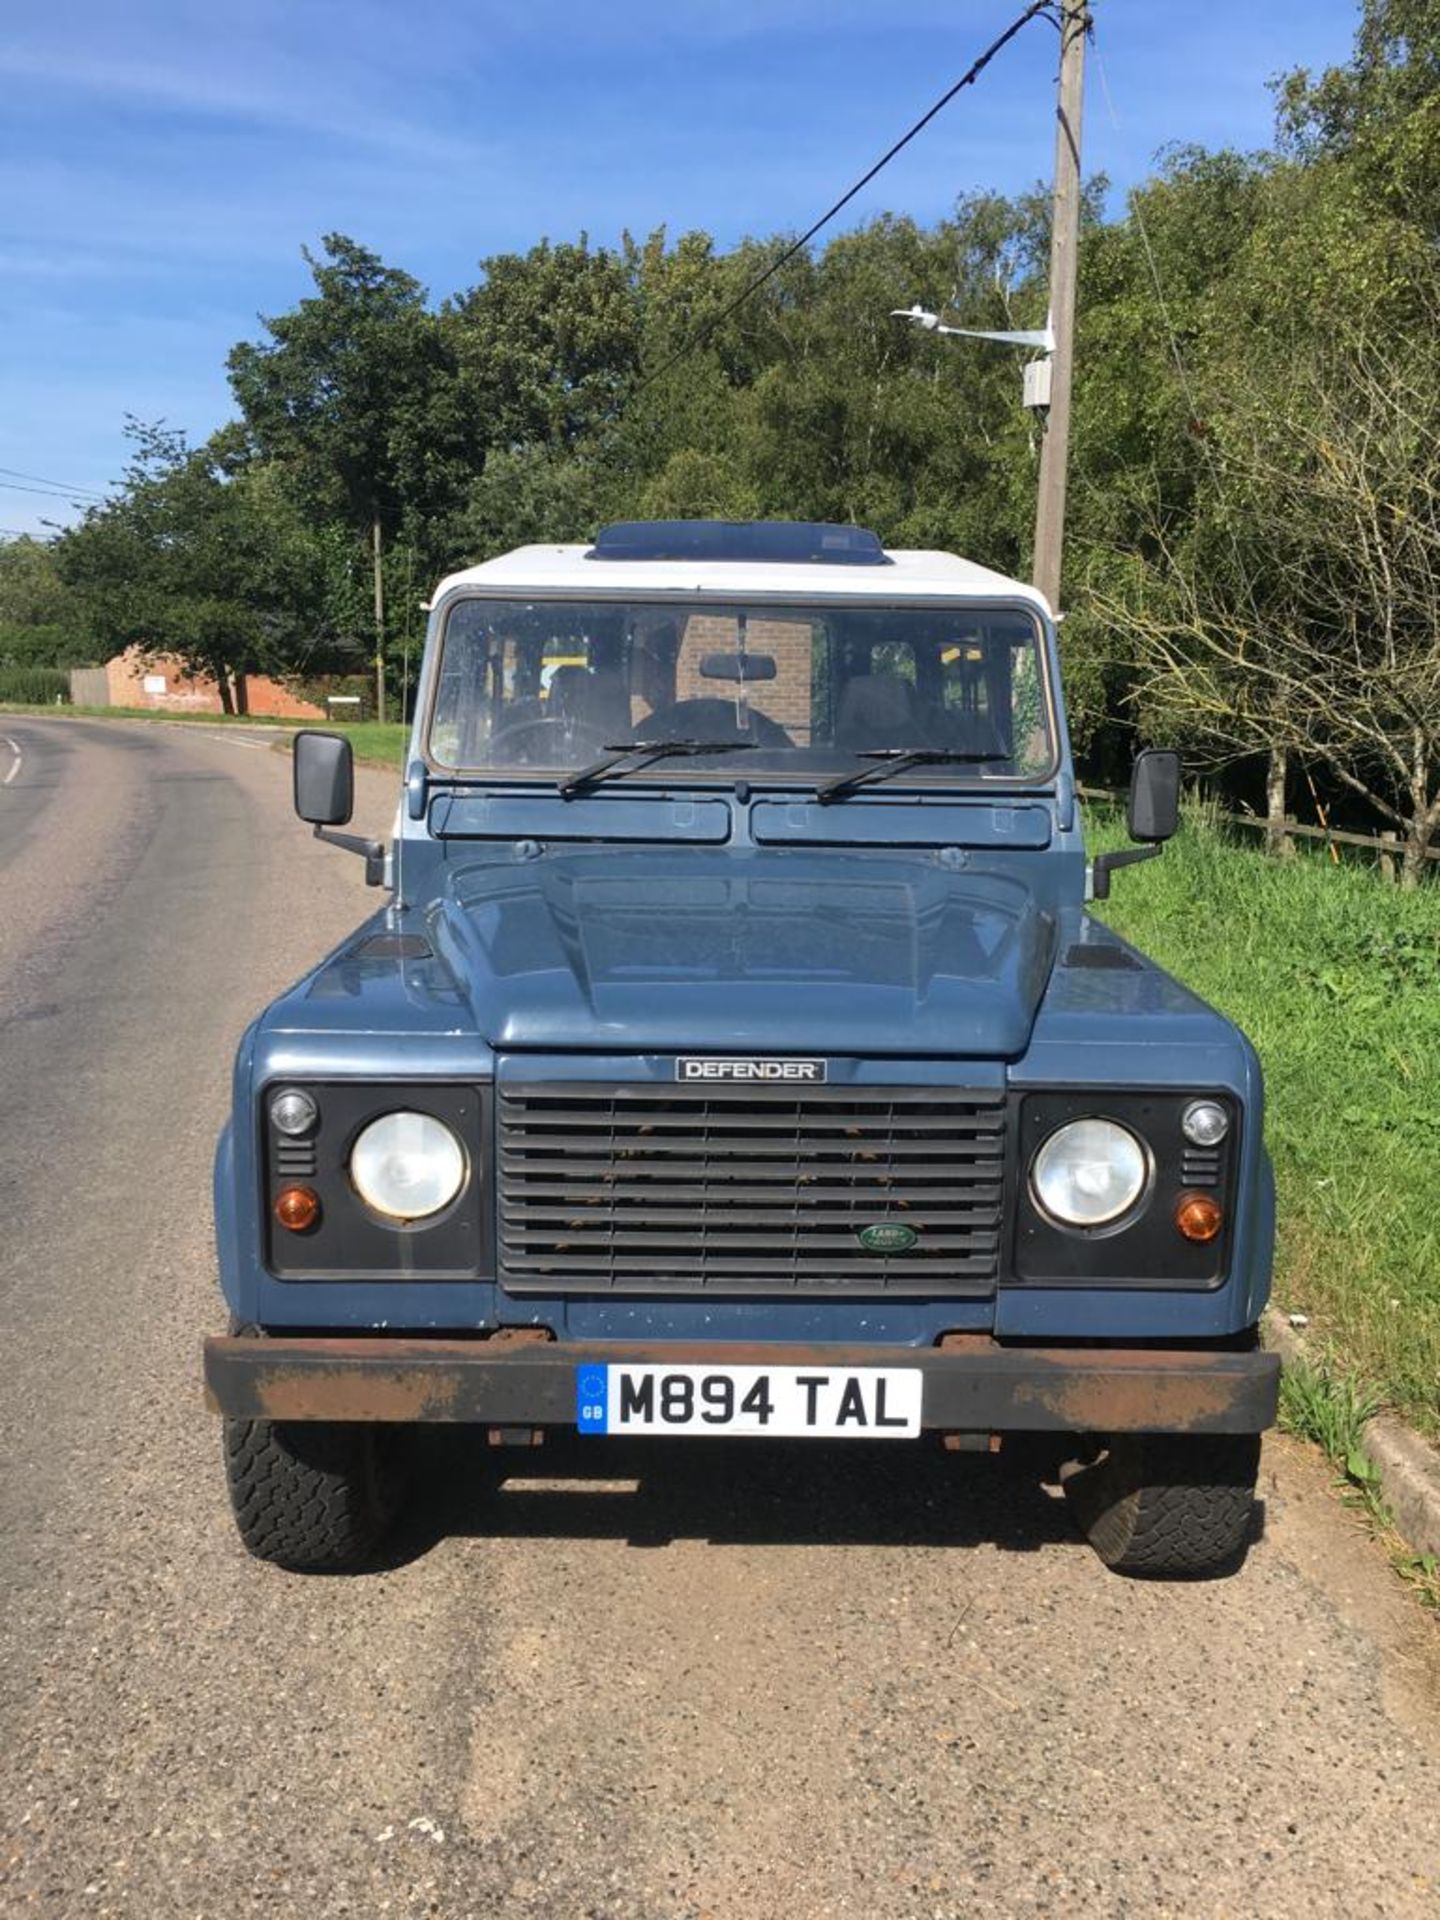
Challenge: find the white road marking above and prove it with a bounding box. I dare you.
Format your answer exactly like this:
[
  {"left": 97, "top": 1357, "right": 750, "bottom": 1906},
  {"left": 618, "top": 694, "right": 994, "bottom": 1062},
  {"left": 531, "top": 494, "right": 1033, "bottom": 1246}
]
[
  {"left": 2, "top": 736, "right": 21, "bottom": 785},
  {"left": 185, "top": 726, "right": 287, "bottom": 751}
]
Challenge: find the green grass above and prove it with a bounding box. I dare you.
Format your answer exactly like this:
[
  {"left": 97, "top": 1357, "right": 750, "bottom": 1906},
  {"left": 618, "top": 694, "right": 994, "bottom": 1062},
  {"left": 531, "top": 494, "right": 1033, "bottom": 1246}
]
[
  {"left": 1091, "top": 805, "right": 1440, "bottom": 1439},
  {"left": 1278, "top": 1358, "right": 1383, "bottom": 1469},
  {"left": 1279, "top": 1356, "right": 1440, "bottom": 1609},
  {"left": 329, "top": 722, "right": 409, "bottom": 769}
]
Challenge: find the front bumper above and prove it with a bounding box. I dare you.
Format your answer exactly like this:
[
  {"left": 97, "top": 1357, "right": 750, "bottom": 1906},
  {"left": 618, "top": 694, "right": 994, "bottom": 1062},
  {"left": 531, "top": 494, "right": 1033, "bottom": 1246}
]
[{"left": 204, "top": 1333, "right": 1279, "bottom": 1434}]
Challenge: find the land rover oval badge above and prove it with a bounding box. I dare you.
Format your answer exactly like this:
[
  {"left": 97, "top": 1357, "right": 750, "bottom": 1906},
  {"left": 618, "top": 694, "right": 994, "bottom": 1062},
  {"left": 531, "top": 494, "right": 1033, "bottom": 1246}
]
[{"left": 858, "top": 1222, "right": 918, "bottom": 1253}]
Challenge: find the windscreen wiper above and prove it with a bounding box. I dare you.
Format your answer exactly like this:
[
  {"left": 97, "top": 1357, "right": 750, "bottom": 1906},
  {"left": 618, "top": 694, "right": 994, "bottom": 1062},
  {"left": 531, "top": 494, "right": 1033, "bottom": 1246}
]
[
  {"left": 816, "top": 747, "right": 1008, "bottom": 805},
  {"left": 558, "top": 739, "right": 756, "bottom": 801}
]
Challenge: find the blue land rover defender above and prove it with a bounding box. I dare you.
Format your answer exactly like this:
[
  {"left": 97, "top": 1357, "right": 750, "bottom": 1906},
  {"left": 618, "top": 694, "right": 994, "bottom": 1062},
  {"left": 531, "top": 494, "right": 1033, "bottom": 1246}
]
[{"left": 205, "top": 521, "right": 1278, "bottom": 1575}]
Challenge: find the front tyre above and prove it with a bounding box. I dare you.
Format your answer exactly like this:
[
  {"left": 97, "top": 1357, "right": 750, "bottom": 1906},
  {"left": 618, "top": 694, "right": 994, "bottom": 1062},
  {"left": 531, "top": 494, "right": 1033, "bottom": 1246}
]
[
  {"left": 1062, "top": 1432, "right": 1260, "bottom": 1577},
  {"left": 223, "top": 1417, "right": 403, "bottom": 1572}
]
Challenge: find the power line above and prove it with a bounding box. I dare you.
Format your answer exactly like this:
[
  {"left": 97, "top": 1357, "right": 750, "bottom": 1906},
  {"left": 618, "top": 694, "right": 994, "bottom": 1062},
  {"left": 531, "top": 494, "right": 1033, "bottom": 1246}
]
[
  {"left": 0, "top": 465, "right": 107, "bottom": 501},
  {"left": 631, "top": 0, "right": 1057, "bottom": 402},
  {"left": 0, "top": 479, "right": 97, "bottom": 503}
]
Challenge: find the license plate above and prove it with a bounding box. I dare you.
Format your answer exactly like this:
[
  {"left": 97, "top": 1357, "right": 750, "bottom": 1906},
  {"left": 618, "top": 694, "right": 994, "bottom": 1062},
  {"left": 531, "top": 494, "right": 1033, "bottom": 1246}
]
[{"left": 575, "top": 1363, "right": 922, "bottom": 1438}]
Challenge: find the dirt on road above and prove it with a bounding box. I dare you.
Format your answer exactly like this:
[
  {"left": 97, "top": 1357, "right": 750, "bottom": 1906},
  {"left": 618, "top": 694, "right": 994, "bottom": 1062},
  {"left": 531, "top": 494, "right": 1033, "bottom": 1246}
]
[{"left": 1, "top": 716, "right": 1436, "bottom": 1920}]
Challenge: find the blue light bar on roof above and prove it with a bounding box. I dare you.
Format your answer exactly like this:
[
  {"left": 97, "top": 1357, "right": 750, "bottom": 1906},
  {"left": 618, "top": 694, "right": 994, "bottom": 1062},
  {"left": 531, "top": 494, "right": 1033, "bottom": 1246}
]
[{"left": 585, "top": 520, "right": 891, "bottom": 566}]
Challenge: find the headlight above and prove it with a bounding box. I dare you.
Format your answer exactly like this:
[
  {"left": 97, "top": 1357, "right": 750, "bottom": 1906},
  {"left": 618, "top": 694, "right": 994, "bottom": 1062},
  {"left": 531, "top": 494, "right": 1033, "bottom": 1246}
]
[
  {"left": 1030, "top": 1117, "right": 1148, "bottom": 1228},
  {"left": 350, "top": 1111, "right": 467, "bottom": 1222}
]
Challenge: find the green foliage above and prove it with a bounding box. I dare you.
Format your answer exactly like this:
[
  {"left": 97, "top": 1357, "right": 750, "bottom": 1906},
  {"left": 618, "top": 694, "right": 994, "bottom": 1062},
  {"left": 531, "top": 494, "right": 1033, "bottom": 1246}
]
[
  {"left": 55, "top": 420, "right": 348, "bottom": 707},
  {"left": 0, "top": 535, "right": 71, "bottom": 626},
  {"left": 0, "top": 666, "right": 71, "bottom": 704},
  {"left": 1275, "top": 0, "right": 1440, "bottom": 233},
  {"left": 449, "top": 235, "right": 641, "bottom": 452},
  {"left": 46, "top": 2, "right": 1440, "bottom": 833},
  {"left": 456, "top": 446, "right": 617, "bottom": 561},
  {"left": 1278, "top": 1358, "right": 1383, "bottom": 1464},
  {"left": 1091, "top": 809, "right": 1440, "bottom": 1438},
  {"left": 229, "top": 234, "right": 470, "bottom": 544},
  {"left": 1079, "top": 11, "right": 1440, "bottom": 869},
  {"left": 0, "top": 622, "right": 92, "bottom": 669},
  {"left": 0, "top": 537, "right": 91, "bottom": 666}
]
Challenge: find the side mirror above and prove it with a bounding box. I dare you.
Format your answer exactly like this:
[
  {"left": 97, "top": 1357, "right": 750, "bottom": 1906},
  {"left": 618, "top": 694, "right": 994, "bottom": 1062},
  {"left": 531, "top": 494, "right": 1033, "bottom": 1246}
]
[
  {"left": 1092, "top": 748, "right": 1182, "bottom": 900},
  {"left": 294, "top": 730, "right": 354, "bottom": 825},
  {"left": 293, "top": 730, "right": 384, "bottom": 886},
  {"left": 1128, "top": 747, "right": 1180, "bottom": 843}
]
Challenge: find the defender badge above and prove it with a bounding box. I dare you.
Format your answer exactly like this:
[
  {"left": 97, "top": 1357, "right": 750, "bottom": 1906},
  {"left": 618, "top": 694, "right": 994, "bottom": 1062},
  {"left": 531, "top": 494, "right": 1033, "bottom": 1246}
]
[{"left": 676, "top": 1057, "right": 827, "bottom": 1083}]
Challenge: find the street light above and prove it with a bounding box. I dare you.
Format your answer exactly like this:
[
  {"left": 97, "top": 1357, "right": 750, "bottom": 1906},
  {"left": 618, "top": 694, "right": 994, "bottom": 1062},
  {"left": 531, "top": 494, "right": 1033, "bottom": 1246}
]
[
  {"left": 891, "top": 304, "right": 1055, "bottom": 410},
  {"left": 891, "top": 2, "right": 1087, "bottom": 611}
]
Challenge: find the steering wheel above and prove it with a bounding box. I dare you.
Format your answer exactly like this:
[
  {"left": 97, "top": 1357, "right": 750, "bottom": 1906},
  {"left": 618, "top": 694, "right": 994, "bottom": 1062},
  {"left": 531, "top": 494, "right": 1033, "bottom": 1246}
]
[
  {"left": 481, "top": 714, "right": 610, "bottom": 767},
  {"left": 637, "top": 698, "right": 793, "bottom": 748}
]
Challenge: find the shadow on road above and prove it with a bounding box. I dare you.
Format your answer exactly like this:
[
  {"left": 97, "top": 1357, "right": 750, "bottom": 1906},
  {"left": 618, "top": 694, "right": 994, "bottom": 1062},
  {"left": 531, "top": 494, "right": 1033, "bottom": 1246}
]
[{"left": 379, "top": 1428, "right": 1091, "bottom": 1563}]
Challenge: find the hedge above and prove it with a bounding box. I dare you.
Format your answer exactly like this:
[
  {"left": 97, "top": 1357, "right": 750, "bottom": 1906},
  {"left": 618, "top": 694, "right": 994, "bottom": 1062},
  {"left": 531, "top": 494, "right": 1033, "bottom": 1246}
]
[{"left": 0, "top": 667, "right": 72, "bottom": 704}]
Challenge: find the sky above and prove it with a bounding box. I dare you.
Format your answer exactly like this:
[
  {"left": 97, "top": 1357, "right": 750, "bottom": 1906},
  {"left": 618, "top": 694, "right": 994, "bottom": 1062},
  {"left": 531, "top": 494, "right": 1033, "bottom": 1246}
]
[{"left": 1, "top": 0, "right": 1362, "bottom": 540}]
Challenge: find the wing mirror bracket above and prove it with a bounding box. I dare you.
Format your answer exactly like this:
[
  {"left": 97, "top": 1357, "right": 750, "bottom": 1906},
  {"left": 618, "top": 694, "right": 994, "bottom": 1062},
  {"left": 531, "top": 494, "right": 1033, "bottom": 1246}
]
[
  {"left": 293, "top": 729, "right": 385, "bottom": 886},
  {"left": 1092, "top": 748, "right": 1180, "bottom": 901}
]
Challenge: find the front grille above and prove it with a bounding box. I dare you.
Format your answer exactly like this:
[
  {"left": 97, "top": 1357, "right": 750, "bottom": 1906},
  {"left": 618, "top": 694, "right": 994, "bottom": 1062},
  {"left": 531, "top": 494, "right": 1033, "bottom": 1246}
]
[{"left": 498, "top": 1082, "right": 1006, "bottom": 1294}]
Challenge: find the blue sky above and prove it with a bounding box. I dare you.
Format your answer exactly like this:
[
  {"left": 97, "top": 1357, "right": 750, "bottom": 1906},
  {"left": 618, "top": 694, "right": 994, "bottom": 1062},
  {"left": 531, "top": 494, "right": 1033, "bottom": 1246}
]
[{"left": 1, "top": 0, "right": 1360, "bottom": 538}]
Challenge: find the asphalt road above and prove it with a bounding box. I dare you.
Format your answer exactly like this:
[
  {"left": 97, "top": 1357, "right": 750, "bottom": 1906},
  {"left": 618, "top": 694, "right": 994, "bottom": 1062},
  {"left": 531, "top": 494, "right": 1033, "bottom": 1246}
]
[{"left": 1, "top": 715, "right": 1437, "bottom": 1920}]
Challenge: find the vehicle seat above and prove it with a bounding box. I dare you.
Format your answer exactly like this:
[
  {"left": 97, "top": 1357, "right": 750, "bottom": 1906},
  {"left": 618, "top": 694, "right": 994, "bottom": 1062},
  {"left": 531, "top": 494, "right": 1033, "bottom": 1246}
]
[
  {"left": 548, "top": 665, "right": 632, "bottom": 741},
  {"left": 834, "top": 674, "right": 929, "bottom": 752}
]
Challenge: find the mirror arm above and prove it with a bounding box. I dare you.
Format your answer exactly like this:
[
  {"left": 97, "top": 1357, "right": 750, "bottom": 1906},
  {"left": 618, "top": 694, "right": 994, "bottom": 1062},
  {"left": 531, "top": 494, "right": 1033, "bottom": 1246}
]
[
  {"left": 1091, "top": 844, "right": 1162, "bottom": 901},
  {"left": 312, "top": 825, "right": 386, "bottom": 886}
]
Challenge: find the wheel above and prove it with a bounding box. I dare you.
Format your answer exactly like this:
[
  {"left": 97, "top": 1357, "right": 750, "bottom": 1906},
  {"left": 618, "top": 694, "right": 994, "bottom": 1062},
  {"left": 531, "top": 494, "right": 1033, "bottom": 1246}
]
[
  {"left": 1062, "top": 1432, "right": 1260, "bottom": 1577},
  {"left": 223, "top": 1416, "right": 404, "bottom": 1572}
]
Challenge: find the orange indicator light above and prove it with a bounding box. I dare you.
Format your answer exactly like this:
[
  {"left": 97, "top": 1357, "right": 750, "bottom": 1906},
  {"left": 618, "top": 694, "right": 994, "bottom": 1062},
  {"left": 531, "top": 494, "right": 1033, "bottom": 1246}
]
[
  {"left": 275, "top": 1185, "right": 321, "bottom": 1232},
  {"left": 1174, "top": 1191, "right": 1223, "bottom": 1243}
]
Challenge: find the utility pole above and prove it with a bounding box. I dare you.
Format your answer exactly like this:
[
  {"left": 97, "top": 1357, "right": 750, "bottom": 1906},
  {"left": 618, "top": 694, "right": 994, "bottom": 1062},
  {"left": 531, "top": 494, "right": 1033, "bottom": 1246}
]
[
  {"left": 1031, "top": 0, "right": 1088, "bottom": 614},
  {"left": 372, "top": 512, "right": 386, "bottom": 726}
]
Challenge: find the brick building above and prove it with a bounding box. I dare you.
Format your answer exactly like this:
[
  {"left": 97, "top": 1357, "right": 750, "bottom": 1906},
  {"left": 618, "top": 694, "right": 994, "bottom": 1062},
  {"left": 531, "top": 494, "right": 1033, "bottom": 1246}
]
[
  {"left": 100, "top": 647, "right": 326, "bottom": 719},
  {"left": 674, "top": 614, "right": 814, "bottom": 742}
]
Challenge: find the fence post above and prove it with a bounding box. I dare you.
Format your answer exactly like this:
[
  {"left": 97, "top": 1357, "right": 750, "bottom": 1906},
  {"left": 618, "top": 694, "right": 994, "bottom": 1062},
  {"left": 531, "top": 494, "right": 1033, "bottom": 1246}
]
[{"left": 1379, "top": 831, "right": 1398, "bottom": 885}]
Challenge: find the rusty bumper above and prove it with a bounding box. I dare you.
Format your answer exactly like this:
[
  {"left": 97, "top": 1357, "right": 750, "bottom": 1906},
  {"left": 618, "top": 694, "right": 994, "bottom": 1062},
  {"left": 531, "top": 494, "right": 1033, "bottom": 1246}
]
[{"left": 203, "top": 1334, "right": 1279, "bottom": 1435}]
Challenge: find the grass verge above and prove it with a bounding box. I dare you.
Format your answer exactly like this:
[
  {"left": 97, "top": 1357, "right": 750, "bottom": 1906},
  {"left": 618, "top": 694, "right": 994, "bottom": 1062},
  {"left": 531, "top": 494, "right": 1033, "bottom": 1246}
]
[
  {"left": 1090, "top": 804, "right": 1439, "bottom": 1442},
  {"left": 327, "top": 722, "right": 409, "bottom": 769},
  {"left": 1279, "top": 1357, "right": 1440, "bottom": 1610}
]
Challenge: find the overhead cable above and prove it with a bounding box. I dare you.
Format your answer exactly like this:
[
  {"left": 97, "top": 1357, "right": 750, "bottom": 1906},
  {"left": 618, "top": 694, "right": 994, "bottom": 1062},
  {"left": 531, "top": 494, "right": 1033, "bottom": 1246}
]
[
  {"left": 0, "top": 465, "right": 107, "bottom": 501},
  {"left": 631, "top": 0, "right": 1057, "bottom": 401},
  {"left": 0, "top": 478, "right": 102, "bottom": 501}
]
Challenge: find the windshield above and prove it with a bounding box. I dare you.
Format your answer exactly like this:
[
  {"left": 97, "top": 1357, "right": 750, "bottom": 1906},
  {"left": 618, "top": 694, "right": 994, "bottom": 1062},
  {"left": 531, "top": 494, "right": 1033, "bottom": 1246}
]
[{"left": 427, "top": 598, "right": 1056, "bottom": 784}]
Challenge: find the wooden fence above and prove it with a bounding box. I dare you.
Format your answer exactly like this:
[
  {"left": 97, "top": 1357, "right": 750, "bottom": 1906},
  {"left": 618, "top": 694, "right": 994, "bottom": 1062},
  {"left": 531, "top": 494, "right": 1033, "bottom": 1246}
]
[{"left": 1076, "top": 785, "right": 1440, "bottom": 879}]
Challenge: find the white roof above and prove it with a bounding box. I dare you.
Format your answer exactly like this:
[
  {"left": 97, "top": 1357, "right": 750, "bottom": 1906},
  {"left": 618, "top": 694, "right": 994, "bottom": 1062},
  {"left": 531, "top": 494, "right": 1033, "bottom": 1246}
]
[{"left": 430, "top": 542, "right": 1052, "bottom": 616}]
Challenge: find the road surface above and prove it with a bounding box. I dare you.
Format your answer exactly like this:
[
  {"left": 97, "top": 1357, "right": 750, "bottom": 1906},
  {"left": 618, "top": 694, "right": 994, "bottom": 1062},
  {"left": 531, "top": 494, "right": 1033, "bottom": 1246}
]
[{"left": 1, "top": 715, "right": 1437, "bottom": 1920}]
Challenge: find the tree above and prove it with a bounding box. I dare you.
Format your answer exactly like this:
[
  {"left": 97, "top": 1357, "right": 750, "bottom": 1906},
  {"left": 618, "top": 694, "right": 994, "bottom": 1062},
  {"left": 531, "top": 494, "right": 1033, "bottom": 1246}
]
[
  {"left": 1275, "top": 0, "right": 1440, "bottom": 236},
  {"left": 1078, "top": 2, "right": 1440, "bottom": 854},
  {"left": 228, "top": 235, "right": 471, "bottom": 717},
  {"left": 449, "top": 236, "right": 642, "bottom": 454},
  {"left": 55, "top": 420, "right": 337, "bottom": 712},
  {"left": 0, "top": 535, "right": 89, "bottom": 667},
  {"left": 1100, "top": 321, "right": 1440, "bottom": 883}
]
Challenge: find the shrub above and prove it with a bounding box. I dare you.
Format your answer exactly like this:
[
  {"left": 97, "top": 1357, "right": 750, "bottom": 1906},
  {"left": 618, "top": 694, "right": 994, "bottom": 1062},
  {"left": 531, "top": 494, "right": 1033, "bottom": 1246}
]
[{"left": 0, "top": 667, "right": 71, "bottom": 704}]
